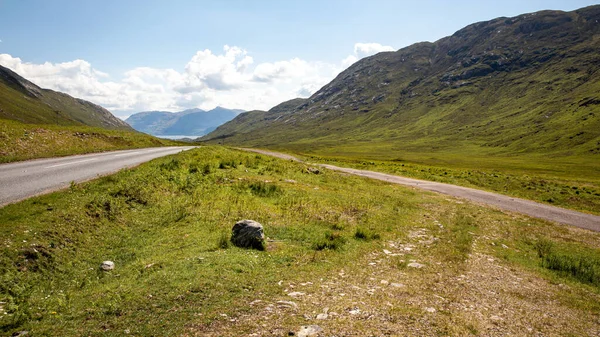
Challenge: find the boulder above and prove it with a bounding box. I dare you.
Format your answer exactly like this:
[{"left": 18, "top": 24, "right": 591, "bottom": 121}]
[{"left": 231, "top": 220, "right": 265, "bottom": 250}]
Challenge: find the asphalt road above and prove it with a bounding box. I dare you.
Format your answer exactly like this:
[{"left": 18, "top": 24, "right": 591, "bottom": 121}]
[
  {"left": 243, "top": 148, "right": 600, "bottom": 232},
  {"left": 0, "top": 146, "right": 196, "bottom": 206}
]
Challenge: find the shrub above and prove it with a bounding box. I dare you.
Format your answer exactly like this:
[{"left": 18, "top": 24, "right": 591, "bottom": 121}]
[
  {"left": 354, "top": 227, "right": 381, "bottom": 241},
  {"left": 218, "top": 160, "right": 237, "bottom": 169},
  {"left": 217, "top": 231, "right": 230, "bottom": 249},
  {"left": 202, "top": 163, "right": 212, "bottom": 175},
  {"left": 249, "top": 182, "right": 281, "bottom": 197},
  {"left": 534, "top": 238, "right": 553, "bottom": 258},
  {"left": 313, "top": 232, "right": 346, "bottom": 251},
  {"left": 160, "top": 159, "right": 181, "bottom": 171}
]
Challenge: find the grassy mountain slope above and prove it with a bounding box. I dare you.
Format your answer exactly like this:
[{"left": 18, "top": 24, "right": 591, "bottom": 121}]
[
  {"left": 126, "top": 107, "right": 241, "bottom": 136},
  {"left": 124, "top": 110, "right": 185, "bottom": 134},
  {"left": 0, "top": 66, "right": 182, "bottom": 162},
  {"left": 0, "top": 119, "right": 181, "bottom": 163},
  {"left": 203, "top": 6, "right": 600, "bottom": 160},
  {"left": 0, "top": 65, "right": 132, "bottom": 131}
]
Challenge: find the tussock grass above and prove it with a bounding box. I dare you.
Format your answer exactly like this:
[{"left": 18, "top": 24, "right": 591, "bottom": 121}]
[
  {"left": 354, "top": 227, "right": 381, "bottom": 241},
  {"left": 536, "top": 239, "right": 600, "bottom": 288}
]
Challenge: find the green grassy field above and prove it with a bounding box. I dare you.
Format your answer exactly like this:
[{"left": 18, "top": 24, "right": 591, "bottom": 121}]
[
  {"left": 290, "top": 150, "right": 600, "bottom": 215},
  {"left": 1, "top": 146, "right": 599, "bottom": 336},
  {"left": 0, "top": 119, "right": 183, "bottom": 163}
]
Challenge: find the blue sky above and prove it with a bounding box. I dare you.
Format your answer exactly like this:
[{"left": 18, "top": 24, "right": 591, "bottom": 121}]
[{"left": 0, "top": 0, "right": 597, "bottom": 117}]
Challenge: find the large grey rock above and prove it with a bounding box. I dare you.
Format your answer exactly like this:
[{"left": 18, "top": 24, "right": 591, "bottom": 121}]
[{"left": 231, "top": 220, "right": 265, "bottom": 250}]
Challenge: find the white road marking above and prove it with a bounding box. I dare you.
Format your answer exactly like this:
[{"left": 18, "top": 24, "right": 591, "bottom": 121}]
[
  {"left": 45, "top": 158, "right": 98, "bottom": 169},
  {"left": 113, "top": 151, "right": 141, "bottom": 157}
]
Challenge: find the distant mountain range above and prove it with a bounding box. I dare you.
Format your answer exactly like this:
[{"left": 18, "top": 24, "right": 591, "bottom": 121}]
[
  {"left": 126, "top": 107, "right": 243, "bottom": 136},
  {"left": 0, "top": 65, "right": 132, "bottom": 130},
  {"left": 203, "top": 5, "right": 600, "bottom": 158}
]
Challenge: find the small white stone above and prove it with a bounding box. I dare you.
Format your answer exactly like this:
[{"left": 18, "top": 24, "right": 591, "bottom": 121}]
[
  {"left": 425, "top": 307, "right": 436, "bottom": 313},
  {"left": 287, "top": 291, "right": 305, "bottom": 297},
  {"left": 316, "top": 313, "right": 328, "bottom": 320},
  {"left": 100, "top": 261, "right": 114, "bottom": 271},
  {"left": 276, "top": 300, "right": 298, "bottom": 309},
  {"left": 407, "top": 262, "right": 425, "bottom": 269},
  {"left": 349, "top": 308, "right": 361, "bottom": 315},
  {"left": 391, "top": 283, "right": 405, "bottom": 288}
]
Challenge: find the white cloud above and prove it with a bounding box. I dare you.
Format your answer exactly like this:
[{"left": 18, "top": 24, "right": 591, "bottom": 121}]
[
  {"left": 354, "top": 42, "right": 395, "bottom": 56},
  {"left": 341, "top": 42, "right": 395, "bottom": 68},
  {"left": 0, "top": 42, "right": 394, "bottom": 119}
]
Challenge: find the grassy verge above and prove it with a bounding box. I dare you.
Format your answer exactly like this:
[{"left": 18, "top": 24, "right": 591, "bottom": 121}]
[
  {"left": 1, "top": 146, "right": 599, "bottom": 336},
  {"left": 298, "top": 153, "right": 600, "bottom": 215},
  {"left": 0, "top": 119, "right": 183, "bottom": 163}
]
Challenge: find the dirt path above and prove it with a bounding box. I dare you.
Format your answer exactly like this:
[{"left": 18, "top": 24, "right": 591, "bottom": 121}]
[{"left": 241, "top": 148, "right": 600, "bottom": 232}]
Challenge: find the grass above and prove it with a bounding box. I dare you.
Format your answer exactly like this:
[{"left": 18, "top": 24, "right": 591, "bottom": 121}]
[
  {"left": 1, "top": 146, "right": 599, "bottom": 336},
  {"left": 536, "top": 238, "right": 600, "bottom": 287},
  {"left": 0, "top": 118, "right": 183, "bottom": 163},
  {"left": 298, "top": 152, "right": 600, "bottom": 215},
  {"left": 200, "top": 8, "right": 600, "bottom": 219}
]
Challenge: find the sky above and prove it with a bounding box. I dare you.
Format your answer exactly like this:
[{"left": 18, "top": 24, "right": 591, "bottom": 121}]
[{"left": 0, "top": 0, "right": 597, "bottom": 119}]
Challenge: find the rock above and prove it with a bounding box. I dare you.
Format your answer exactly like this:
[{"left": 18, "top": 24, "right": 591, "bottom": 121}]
[
  {"left": 287, "top": 291, "right": 305, "bottom": 297},
  {"left": 11, "top": 332, "right": 28, "bottom": 337},
  {"left": 349, "top": 308, "right": 361, "bottom": 315},
  {"left": 490, "top": 315, "right": 503, "bottom": 321},
  {"left": 100, "top": 261, "right": 115, "bottom": 271},
  {"left": 297, "top": 325, "right": 322, "bottom": 337},
  {"left": 306, "top": 167, "right": 320, "bottom": 174},
  {"left": 316, "top": 313, "right": 328, "bottom": 320},
  {"left": 407, "top": 262, "right": 425, "bottom": 269},
  {"left": 231, "top": 220, "right": 265, "bottom": 250},
  {"left": 277, "top": 300, "right": 298, "bottom": 309},
  {"left": 425, "top": 307, "right": 436, "bottom": 313},
  {"left": 391, "top": 283, "right": 405, "bottom": 288}
]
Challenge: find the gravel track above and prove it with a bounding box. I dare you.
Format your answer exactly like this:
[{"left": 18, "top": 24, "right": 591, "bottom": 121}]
[{"left": 243, "top": 148, "right": 600, "bottom": 232}]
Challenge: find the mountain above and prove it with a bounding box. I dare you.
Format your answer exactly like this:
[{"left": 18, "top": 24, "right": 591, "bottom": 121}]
[
  {"left": 126, "top": 107, "right": 242, "bottom": 136},
  {"left": 203, "top": 6, "right": 600, "bottom": 158},
  {"left": 0, "top": 65, "right": 132, "bottom": 130}
]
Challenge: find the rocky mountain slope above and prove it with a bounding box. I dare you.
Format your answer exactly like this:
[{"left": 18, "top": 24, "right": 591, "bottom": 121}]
[
  {"left": 126, "top": 107, "right": 242, "bottom": 136},
  {"left": 204, "top": 5, "right": 600, "bottom": 158},
  {"left": 0, "top": 65, "right": 132, "bottom": 130}
]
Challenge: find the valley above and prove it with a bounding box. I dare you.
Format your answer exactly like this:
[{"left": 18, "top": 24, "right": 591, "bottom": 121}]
[
  {"left": 0, "top": 3, "right": 599, "bottom": 337},
  {"left": 1, "top": 147, "right": 599, "bottom": 336}
]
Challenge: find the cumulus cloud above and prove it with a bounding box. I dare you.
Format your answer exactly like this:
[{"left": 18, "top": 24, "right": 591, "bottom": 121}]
[
  {"left": 354, "top": 42, "right": 395, "bottom": 55},
  {"left": 0, "top": 42, "right": 393, "bottom": 119},
  {"left": 342, "top": 42, "right": 395, "bottom": 67}
]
